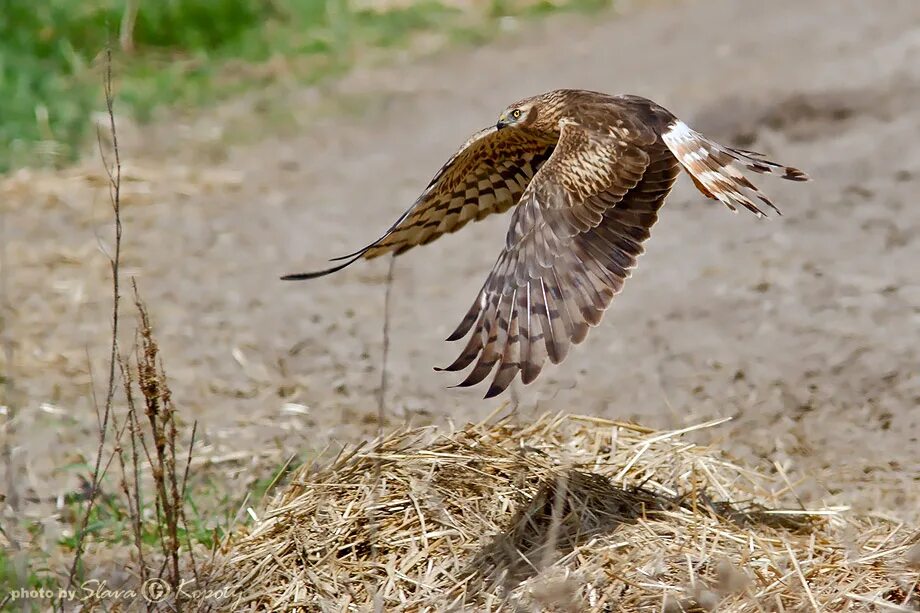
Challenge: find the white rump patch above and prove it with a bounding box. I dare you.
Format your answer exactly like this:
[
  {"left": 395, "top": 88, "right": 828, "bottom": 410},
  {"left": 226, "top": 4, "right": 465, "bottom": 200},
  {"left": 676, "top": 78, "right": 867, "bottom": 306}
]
[{"left": 661, "top": 120, "right": 695, "bottom": 147}]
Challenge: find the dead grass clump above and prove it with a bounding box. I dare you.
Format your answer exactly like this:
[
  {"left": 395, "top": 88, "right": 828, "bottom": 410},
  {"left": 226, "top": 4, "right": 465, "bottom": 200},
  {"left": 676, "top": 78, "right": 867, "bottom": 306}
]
[{"left": 211, "top": 413, "right": 919, "bottom": 611}]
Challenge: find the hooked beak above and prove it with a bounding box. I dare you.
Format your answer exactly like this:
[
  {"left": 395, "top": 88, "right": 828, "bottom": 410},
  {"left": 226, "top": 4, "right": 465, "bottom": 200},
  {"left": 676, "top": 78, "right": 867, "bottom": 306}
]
[{"left": 496, "top": 114, "right": 508, "bottom": 130}]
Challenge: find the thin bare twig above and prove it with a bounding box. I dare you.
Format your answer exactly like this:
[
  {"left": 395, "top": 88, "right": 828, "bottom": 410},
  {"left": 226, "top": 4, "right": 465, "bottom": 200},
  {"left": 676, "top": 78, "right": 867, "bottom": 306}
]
[
  {"left": 368, "top": 254, "right": 396, "bottom": 587},
  {"left": 67, "top": 43, "right": 123, "bottom": 590},
  {"left": 179, "top": 421, "right": 201, "bottom": 585},
  {"left": 376, "top": 254, "right": 396, "bottom": 434},
  {"left": 116, "top": 355, "right": 148, "bottom": 592}
]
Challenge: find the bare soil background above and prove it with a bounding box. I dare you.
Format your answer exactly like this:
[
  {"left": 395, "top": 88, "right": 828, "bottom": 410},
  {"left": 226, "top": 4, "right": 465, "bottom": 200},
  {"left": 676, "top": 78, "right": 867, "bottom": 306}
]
[{"left": 3, "top": 0, "right": 919, "bottom": 545}]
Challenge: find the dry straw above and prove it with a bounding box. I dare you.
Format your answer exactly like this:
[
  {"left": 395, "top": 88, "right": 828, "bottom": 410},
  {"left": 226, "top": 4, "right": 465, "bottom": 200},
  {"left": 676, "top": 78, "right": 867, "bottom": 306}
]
[{"left": 209, "top": 412, "right": 918, "bottom": 611}]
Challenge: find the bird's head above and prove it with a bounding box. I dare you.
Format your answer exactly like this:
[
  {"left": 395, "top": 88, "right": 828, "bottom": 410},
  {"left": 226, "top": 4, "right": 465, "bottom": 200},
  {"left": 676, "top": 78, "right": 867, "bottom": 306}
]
[
  {"left": 497, "top": 91, "right": 570, "bottom": 134},
  {"left": 496, "top": 99, "right": 538, "bottom": 130}
]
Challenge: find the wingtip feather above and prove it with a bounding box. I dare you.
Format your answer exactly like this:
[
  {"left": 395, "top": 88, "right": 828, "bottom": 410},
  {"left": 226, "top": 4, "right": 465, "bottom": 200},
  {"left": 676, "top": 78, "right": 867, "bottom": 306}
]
[
  {"left": 483, "top": 384, "right": 503, "bottom": 399},
  {"left": 281, "top": 249, "right": 369, "bottom": 281}
]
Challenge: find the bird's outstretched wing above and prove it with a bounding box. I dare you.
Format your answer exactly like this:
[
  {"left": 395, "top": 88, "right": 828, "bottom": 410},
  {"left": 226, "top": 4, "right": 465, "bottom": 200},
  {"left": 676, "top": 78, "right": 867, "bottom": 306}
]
[
  {"left": 282, "top": 126, "right": 557, "bottom": 280},
  {"left": 438, "top": 116, "right": 681, "bottom": 397}
]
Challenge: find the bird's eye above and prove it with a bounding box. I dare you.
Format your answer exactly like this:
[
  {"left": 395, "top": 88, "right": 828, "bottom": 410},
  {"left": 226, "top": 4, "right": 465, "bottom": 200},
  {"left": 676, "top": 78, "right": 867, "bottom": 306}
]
[{"left": 511, "top": 109, "right": 522, "bottom": 119}]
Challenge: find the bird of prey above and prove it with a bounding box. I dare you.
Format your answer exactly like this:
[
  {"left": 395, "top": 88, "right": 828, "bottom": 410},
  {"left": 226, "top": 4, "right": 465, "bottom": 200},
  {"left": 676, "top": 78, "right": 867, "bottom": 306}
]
[{"left": 283, "top": 90, "right": 808, "bottom": 398}]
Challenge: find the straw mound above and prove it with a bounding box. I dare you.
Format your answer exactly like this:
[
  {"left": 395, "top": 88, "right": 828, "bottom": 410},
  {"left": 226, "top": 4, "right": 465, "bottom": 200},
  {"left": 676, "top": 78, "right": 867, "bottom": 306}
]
[{"left": 213, "top": 413, "right": 919, "bottom": 611}]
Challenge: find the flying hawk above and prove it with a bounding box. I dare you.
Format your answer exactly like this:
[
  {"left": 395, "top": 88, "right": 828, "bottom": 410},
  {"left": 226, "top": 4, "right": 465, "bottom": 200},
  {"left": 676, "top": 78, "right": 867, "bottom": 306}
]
[{"left": 283, "top": 90, "right": 808, "bottom": 398}]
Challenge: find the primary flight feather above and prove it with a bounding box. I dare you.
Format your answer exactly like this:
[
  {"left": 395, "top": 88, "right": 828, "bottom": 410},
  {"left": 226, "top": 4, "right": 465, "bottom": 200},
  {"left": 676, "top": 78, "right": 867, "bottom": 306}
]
[{"left": 283, "top": 90, "right": 808, "bottom": 398}]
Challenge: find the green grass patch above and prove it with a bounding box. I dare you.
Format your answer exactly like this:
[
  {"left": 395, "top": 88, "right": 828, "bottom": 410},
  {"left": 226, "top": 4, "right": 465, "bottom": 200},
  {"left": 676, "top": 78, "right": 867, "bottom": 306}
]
[{"left": 1, "top": 0, "right": 610, "bottom": 173}]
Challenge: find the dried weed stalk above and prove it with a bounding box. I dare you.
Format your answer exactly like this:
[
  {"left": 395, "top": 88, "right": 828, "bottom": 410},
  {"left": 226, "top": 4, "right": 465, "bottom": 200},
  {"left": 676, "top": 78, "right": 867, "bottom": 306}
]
[
  {"left": 132, "top": 284, "right": 199, "bottom": 595},
  {"left": 63, "top": 43, "right": 200, "bottom": 611}
]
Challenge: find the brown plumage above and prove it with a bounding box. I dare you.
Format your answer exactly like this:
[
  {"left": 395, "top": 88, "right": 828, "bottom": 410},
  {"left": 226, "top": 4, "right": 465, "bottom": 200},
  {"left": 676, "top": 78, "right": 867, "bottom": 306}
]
[{"left": 283, "top": 90, "right": 809, "bottom": 398}]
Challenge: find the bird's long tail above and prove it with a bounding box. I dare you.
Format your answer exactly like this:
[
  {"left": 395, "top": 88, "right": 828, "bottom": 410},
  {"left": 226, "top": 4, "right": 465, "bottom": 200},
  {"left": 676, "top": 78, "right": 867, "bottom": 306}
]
[{"left": 661, "top": 119, "right": 809, "bottom": 217}]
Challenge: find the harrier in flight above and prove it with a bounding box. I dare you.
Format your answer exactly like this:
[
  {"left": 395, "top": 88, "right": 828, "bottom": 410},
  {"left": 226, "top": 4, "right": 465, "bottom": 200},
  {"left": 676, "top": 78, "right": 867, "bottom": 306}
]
[{"left": 283, "top": 90, "right": 808, "bottom": 398}]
